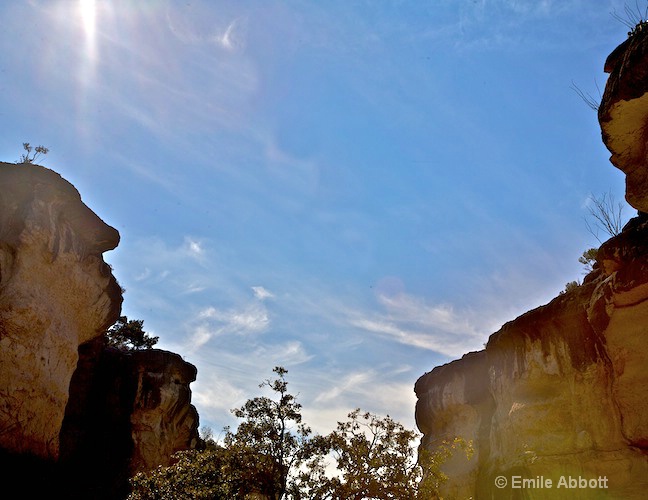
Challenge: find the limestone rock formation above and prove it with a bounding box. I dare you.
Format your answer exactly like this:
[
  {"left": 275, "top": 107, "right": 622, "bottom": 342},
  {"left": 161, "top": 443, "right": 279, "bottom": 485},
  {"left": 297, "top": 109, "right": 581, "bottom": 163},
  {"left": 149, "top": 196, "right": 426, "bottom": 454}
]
[
  {"left": 0, "top": 162, "right": 122, "bottom": 459},
  {"left": 416, "top": 31, "right": 648, "bottom": 499}
]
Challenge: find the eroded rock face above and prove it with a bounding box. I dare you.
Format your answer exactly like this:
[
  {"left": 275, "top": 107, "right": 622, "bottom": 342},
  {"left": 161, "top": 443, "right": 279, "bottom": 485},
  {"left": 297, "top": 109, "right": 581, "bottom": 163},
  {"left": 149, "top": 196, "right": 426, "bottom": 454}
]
[
  {"left": 599, "top": 29, "right": 648, "bottom": 212},
  {"left": 414, "top": 351, "right": 492, "bottom": 498},
  {"left": 0, "top": 162, "right": 122, "bottom": 459},
  {"left": 129, "top": 349, "right": 201, "bottom": 473},
  {"left": 60, "top": 342, "right": 201, "bottom": 499},
  {"left": 415, "top": 218, "right": 648, "bottom": 499}
]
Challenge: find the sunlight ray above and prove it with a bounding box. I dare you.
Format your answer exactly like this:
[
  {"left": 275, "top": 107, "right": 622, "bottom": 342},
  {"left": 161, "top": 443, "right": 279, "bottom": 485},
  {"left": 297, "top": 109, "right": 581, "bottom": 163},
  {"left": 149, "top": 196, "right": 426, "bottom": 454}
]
[{"left": 79, "top": 0, "right": 97, "bottom": 41}]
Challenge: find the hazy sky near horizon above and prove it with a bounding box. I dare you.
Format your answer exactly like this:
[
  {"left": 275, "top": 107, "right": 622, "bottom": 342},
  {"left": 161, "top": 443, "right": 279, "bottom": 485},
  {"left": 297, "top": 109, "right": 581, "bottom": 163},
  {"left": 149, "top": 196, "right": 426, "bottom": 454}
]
[{"left": 0, "top": 0, "right": 635, "bottom": 435}]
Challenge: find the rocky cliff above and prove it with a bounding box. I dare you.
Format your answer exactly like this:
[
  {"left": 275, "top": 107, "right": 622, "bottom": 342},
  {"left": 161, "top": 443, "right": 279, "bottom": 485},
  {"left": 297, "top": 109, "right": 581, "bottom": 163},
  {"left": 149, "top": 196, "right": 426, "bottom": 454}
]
[
  {"left": 60, "top": 340, "right": 201, "bottom": 499},
  {"left": 599, "top": 25, "right": 648, "bottom": 213},
  {"left": 415, "top": 29, "right": 648, "bottom": 500},
  {"left": 0, "top": 162, "right": 200, "bottom": 498},
  {"left": 0, "top": 162, "right": 122, "bottom": 459}
]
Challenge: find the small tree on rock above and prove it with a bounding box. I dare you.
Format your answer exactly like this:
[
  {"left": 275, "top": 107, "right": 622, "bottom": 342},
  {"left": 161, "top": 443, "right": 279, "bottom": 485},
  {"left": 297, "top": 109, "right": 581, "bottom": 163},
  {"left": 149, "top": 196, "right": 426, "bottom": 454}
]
[
  {"left": 578, "top": 191, "right": 628, "bottom": 274},
  {"left": 578, "top": 247, "right": 598, "bottom": 274},
  {"left": 106, "top": 316, "right": 159, "bottom": 350},
  {"left": 17, "top": 142, "right": 49, "bottom": 164}
]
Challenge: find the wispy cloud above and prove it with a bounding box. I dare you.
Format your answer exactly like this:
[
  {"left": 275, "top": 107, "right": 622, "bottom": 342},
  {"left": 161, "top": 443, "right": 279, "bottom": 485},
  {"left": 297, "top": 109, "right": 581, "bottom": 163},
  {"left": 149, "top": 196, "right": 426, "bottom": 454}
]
[
  {"left": 405, "top": 0, "right": 588, "bottom": 53},
  {"left": 252, "top": 340, "right": 313, "bottom": 366},
  {"left": 214, "top": 18, "right": 248, "bottom": 52},
  {"left": 259, "top": 134, "right": 321, "bottom": 201},
  {"left": 189, "top": 338, "right": 313, "bottom": 430},
  {"left": 182, "top": 284, "right": 207, "bottom": 294},
  {"left": 134, "top": 267, "right": 151, "bottom": 281},
  {"left": 187, "top": 302, "right": 270, "bottom": 350},
  {"left": 305, "top": 369, "right": 419, "bottom": 434},
  {"left": 314, "top": 370, "right": 375, "bottom": 404},
  {"left": 184, "top": 236, "right": 205, "bottom": 258},
  {"left": 346, "top": 291, "right": 485, "bottom": 358},
  {"left": 124, "top": 235, "right": 209, "bottom": 283},
  {"left": 192, "top": 374, "right": 246, "bottom": 416},
  {"left": 69, "top": 2, "right": 259, "bottom": 152},
  {"left": 252, "top": 286, "right": 274, "bottom": 300}
]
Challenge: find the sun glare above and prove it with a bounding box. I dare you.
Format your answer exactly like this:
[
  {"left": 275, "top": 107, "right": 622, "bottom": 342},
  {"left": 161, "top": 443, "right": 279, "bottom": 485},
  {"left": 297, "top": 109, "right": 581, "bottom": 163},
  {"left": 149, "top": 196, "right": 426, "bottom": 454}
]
[{"left": 79, "top": 0, "right": 97, "bottom": 39}]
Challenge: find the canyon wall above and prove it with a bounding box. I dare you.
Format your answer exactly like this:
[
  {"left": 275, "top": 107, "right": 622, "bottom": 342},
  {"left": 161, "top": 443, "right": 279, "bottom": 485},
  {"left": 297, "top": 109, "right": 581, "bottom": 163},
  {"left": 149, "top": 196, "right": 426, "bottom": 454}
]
[
  {"left": 415, "top": 29, "right": 648, "bottom": 499},
  {"left": 0, "top": 162, "right": 200, "bottom": 498}
]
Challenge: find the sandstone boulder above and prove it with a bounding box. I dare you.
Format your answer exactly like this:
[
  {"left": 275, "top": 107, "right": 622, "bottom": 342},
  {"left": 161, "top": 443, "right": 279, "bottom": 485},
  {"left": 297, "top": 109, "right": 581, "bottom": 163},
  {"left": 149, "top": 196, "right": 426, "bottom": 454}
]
[{"left": 130, "top": 349, "right": 201, "bottom": 472}]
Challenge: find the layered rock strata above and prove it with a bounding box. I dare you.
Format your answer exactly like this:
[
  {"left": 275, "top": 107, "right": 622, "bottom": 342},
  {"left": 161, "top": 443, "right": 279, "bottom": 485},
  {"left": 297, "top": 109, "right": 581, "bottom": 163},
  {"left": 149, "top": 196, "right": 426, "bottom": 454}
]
[{"left": 416, "top": 230, "right": 648, "bottom": 498}]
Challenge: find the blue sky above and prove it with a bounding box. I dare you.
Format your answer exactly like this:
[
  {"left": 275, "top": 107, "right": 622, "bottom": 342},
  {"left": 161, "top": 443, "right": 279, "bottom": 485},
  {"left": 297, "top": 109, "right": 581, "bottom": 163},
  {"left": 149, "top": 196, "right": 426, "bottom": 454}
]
[{"left": 0, "top": 0, "right": 635, "bottom": 436}]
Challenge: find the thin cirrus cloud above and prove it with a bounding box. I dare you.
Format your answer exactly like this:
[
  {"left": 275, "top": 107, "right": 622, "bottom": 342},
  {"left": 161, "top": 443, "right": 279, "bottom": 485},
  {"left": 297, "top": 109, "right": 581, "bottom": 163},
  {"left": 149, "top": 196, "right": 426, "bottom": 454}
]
[
  {"left": 314, "top": 370, "right": 375, "bottom": 404},
  {"left": 73, "top": 1, "right": 258, "bottom": 144},
  {"left": 189, "top": 338, "right": 313, "bottom": 428},
  {"left": 251, "top": 340, "right": 313, "bottom": 366},
  {"left": 305, "top": 369, "right": 420, "bottom": 434},
  {"left": 346, "top": 291, "right": 485, "bottom": 358},
  {"left": 192, "top": 375, "right": 246, "bottom": 416},
  {"left": 187, "top": 302, "right": 270, "bottom": 350},
  {"left": 214, "top": 18, "right": 248, "bottom": 52},
  {"left": 185, "top": 237, "right": 205, "bottom": 258},
  {"left": 125, "top": 236, "right": 208, "bottom": 279}
]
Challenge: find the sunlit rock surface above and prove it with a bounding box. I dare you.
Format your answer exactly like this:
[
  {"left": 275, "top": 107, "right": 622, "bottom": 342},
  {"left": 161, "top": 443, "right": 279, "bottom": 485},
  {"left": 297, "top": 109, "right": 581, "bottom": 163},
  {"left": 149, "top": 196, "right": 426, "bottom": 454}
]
[
  {"left": 600, "top": 28, "right": 648, "bottom": 212},
  {"left": 0, "top": 162, "right": 122, "bottom": 459},
  {"left": 416, "top": 222, "right": 648, "bottom": 498}
]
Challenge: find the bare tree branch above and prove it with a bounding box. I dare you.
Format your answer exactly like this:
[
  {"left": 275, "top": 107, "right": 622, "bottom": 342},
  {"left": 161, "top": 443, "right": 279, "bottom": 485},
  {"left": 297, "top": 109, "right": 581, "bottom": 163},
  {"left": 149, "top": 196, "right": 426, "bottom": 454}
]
[
  {"left": 584, "top": 191, "right": 626, "bottom": 244},
  {"left": 611, "top": 2, "right": 648, "bottom": 37},
  {"left": 570, "top": 80, "right": 600, "bottom": 111}
]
